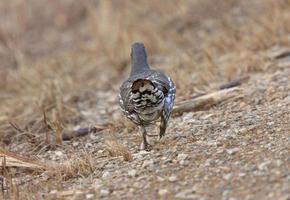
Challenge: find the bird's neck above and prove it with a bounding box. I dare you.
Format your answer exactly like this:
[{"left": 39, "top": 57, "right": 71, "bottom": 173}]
[{"left": 130, "top": 46, "right": 150, "bottom": 77}]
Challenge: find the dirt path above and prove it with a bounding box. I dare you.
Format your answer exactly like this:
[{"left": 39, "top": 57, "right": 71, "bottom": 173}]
[
  {"left": 74, "top": 62, "right": 289, "bottom": 200},
  {"left": 0, "top": 1, "right": 290, "bottom": 199}
]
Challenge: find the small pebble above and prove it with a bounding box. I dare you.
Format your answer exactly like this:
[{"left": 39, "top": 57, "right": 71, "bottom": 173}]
[
  {"left": 102, "top": 171, "right": 110, "bottom": 179},
  {"left": 86, "top": 194, "right": 94, "bottom": 199},
  {"left": 72, "top": 141, "right": 79, "bottom": 147},
  {"left": 177, "top": 153, "right": 188, "bottom": 161},
  {"left": 175, "top": 188, "right": 196, "bottom": 199},
  {"left": 157, "top": 176, "right": 165, "bottom": 182},
  {"left": 168, "top": 175, "right": 178, "bottom": 182},
  {"left": 49, "top": 190, "right": 57, "bottom": 194},
  {"left": 55, "top": 151, "right": 63, "bottom": 157},
  {"left": 258, "top": 161, "right": 270, "bottom": 170},
  {"left": 158, "top": 189, "right": 168, "bottom": 196},
  {"left": 93, "top": 179, "right": 102, "bottom": 189},
  {"left": 275, "top": 159, "right": 283, "bottom": 167},
  {"left": 142, "top": 160, "right": 154, "bottom": 168},
  {"left": 183, "top": 113, "right": 194, "bottom": 121},
  {"left": 100, "top": 189, "right": 110, "bottom": 197},
  {"left": 85, "top": 143, "right": 92, "bottom": 148},
  {"left": 226, "top": 148, "right": 240, "bottom": 155},
  {"left": 223, "top": 173, "right": 233, "bottom": 180},
  {"left": 128, "top": 169, "right": 137, "bottom": 177},
  {"left": 177, "top": 153, "right": 189, "bottom": 165},
  {"left": 239, "top": 172, "right": 246, "bottom": 177}
]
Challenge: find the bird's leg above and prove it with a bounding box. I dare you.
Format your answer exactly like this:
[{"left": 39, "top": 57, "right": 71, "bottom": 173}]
[
  {"left": 159, "top": 114, "right": 167, "bottom": 139},
  {"left": 140, "top": 126, "right": 152, "bottom": 151}
]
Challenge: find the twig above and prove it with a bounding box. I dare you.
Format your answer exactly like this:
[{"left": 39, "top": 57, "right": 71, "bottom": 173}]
[
  {"left": 219, "top": 76, "right": 249, "bottom": 90},
  {"left": 8, "top": 121, "right": 24, "bottom": 133},
  {"left": 274, "top": 51, "right": 290, "bottom": 60},
  {"left": 173, "top": 87, "right": 243, "bottom": 116},
  {"left": 267, "top": 47, "right": 290, "bottom": 60},
  {"left": 62, "top": 125, "right": 105, "bottom": 141}
]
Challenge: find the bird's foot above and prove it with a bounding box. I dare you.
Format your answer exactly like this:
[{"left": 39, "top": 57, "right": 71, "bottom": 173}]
[
  {"left": 140, "top": 142, "right": 153, "bottom": 151},
  {"left": 159, "top": 132, "right": 165, "bottom": 140}
]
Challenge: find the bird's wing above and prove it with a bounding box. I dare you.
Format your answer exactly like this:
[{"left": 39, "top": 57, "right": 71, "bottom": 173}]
[
  {"left": 119, "top": 80, "right": 134, "bottom": 112},
  {"left": 147, "top": 70, "right": 172, "bottom": 95}
]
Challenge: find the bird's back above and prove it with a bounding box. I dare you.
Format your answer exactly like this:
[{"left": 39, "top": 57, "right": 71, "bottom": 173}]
[
  {"left": 119, "top": 42, "right": 175, "bottom": 126},
  {"left": 119, "top": 70, "right": 175, "bottom": 125}
]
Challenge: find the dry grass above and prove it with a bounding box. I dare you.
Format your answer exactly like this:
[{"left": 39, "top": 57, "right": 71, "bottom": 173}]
[
  {"left": 105, "top": 139, "right": 133, "bottom": 161},
  {"left": 0, "top": 0, "right": 290, "bottom": 199}
]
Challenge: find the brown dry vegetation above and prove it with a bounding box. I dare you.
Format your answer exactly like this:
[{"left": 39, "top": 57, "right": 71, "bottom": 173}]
[{"left": 0, "top": 0, "right": 289, "bottom": 199}]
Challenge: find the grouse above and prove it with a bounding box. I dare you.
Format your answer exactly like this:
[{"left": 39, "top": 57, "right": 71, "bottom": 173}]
[{"left": 119, "top": 42, "right": 176, "bottom": 151}]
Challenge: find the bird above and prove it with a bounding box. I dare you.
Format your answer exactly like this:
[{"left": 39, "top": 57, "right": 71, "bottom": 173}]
[{"left": 119, "top": 42, "right": 176, "bottom": 151}]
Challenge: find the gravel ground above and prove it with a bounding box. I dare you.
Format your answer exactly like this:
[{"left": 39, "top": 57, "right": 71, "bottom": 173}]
[
  {"left": 38, "top": 57, "right": 289, "bottom": 200},
  {"left": 1, "top": 1, "right": 290, "bottom": 199}
]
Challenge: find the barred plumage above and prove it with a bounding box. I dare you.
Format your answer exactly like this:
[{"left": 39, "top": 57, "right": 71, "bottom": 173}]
[{"left": 119, "top": 42, "right": 176, "bottom": 151}]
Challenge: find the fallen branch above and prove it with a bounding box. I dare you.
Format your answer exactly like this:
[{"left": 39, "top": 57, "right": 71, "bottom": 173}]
[
  {"left": 266, "top": 47, "right": 290, "bottom": 68},
  {"left": 219, "top": 76, "right": 249, "bottom": 90},
  {"left": 62, "top": 125, "right": 105, "bottom": 141},
  {"left": 0, "top": 149, "right": 47, "bottom": 169},
  {"left": 267, "top": 47, "right": 290, "bottom": 60},
  {"left": 173, "top": 87, "right": 243, "bottom": 116}
]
